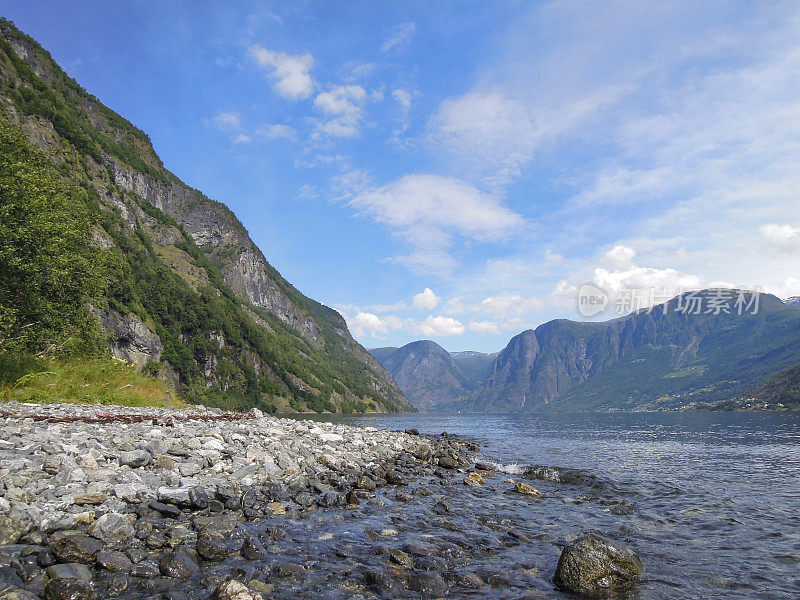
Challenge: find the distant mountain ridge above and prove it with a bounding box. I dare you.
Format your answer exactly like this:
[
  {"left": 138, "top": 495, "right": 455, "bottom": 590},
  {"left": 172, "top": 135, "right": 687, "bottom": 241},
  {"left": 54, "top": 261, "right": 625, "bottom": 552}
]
[
  {"left": 375, "top": 290, "right": 800, "bottom": 412},
  {"left": 368, "top": 342, "right": 495, "bottom": 411}
]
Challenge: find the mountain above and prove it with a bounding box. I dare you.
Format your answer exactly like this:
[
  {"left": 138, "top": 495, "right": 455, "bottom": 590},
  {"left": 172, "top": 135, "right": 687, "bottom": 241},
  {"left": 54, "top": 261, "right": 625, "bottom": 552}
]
[
  {"left": 368, "top": 342, "right": 496, "bottom": 411},
  {"left": 785, "top": 297, "right": 800, "bottom": 306},
  {"left": 0, "top": 19, "right": 412, "bottom": 414},
  {"left": 459, "top": 290, "right": 800, "bottom": 412},
  {"left": 745, "top": 361, "right": 800, "bottom": 409}
]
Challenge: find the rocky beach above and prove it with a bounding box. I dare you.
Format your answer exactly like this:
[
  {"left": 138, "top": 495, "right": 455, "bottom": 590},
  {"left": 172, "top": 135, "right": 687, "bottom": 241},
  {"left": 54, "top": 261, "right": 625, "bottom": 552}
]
[{"left": 0, "top": 403, "right": 645, "bottom": 600}]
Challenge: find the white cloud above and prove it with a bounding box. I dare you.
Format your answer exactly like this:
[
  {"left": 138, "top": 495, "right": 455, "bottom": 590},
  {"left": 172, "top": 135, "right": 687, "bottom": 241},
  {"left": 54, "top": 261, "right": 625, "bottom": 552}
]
[
  {"left": 213, "top": 111, "right": 241, "bottom": 131},
  {"left": 347, "top": 174, "right": 525, "bottom": 274},
  {"left": 468, "top": 320, "right": 503, "bottom": 335},
  {"left": 234, "top": 134, "right": 251, "bottom": 144},
  {"left": 345, "top": 312, "right": 404, "bottom": 338},
  {"left": 249, "top": 45, "right": 314, "bottom": 99},
  {"left": 412, "top": 288, "right": 440, "bottom": 310},
  {"left": 392, "top": 88, "right": 412, "bottom": 113},
  {"left": 759, "top": 223, "right": 800, "bottom": 254},
  {"left": 544, "top": 249, "right": 564, "bottom": 263},
  {"left": 381, "top": 22, "right": 416, "bottom": 53},
  {"left": 414, "top": 315, "right": 465, "bottom": 337},
  {"left": 313, "top": 85, "right": 371, "bottom": 138},
  {"left": 480, "top": 295, "right": 544, "bottom": 317},
  {"left": 256, "top": 124, "right": 296, "bottom": 140},
  {"left": 605, "top": 245, "right": 637, "bottom": 269}
]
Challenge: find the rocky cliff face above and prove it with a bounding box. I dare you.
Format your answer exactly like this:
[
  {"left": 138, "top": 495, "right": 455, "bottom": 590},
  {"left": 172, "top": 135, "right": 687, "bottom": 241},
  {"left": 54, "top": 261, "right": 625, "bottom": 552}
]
[
  {"left": 0, "top": 19, "right": 411, "bottom": 413},
  {"left": 369, "top": 341, "right": 494, "bottom": 411},
  {"left": 464, "top": 291, "right": 800, "bottom": 411}
]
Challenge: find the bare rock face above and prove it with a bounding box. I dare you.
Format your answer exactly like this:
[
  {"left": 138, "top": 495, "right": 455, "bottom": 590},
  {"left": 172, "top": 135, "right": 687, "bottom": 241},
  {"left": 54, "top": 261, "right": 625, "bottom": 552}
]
[
  {"left": 95, "top": 309, "right": 163, "bottom": 366},
  {"left": 554, "top": 534, "right": 643, "bottom": 596}
]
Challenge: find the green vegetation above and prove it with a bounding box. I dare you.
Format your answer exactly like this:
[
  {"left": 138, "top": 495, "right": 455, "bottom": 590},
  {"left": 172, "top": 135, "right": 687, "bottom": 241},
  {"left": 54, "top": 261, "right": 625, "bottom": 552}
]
[
  {"left": 0, "top": 356, "right": 184, "bottom": 407},
  {"left": 746, "top": 360, "right": 800, "bottom": 409},
  {"left": 0, "top": 117, "right": 105, "bottom": 357},
  {"left": 0, "top": 18, "right": 409, "bottom": 414}
]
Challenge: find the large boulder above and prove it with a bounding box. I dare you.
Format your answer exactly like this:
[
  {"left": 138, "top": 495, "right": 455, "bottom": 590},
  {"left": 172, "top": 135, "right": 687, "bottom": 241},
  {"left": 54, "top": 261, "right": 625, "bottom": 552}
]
[{"left": 553, "top": 534, "right": 642, "bottom": 595}]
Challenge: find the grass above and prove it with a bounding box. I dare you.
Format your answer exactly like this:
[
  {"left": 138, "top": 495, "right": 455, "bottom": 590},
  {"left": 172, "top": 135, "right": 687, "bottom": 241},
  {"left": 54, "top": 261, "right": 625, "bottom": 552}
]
[{"left": 0, "top": 357, "right": 186, "bottom": 408}]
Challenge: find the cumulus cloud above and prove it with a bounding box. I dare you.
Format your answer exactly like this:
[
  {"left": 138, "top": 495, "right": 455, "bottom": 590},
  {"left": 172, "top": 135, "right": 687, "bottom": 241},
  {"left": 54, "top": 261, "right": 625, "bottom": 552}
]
[
  {"left": 480, "top": 295, "right": 544, "bottom": 317},
  {"left": 249, "top": 45, "right": 314, "bottom": 99},
  {"left": 345, "top": 312, "right": 404, "bottom": 338},
  {"left": 381, "top": 22, "right": 416, "bottom": 53},
  {"left": 347, "top": 174, "right": 524, "bottom": 274},
  {"left": 412, "top": 288, "right": 440, "bottom": 310},
  {"left": 759, "top": 223, "right": 800, "bottom": 254},
  {"left": 414, "top": 315, "right": 465, "bottom": 337},
  {"left": 605, "top": 245, "right": 637, "bottom": 269},
  {"left": 313, "top": 85, "right": 372, "bottom": 138}
]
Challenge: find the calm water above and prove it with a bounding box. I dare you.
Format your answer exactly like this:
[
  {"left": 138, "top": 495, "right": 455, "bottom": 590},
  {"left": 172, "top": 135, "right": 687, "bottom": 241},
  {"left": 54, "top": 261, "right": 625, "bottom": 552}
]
[{"left": 317, "top": 412, "right": 800, "bottom": 599}]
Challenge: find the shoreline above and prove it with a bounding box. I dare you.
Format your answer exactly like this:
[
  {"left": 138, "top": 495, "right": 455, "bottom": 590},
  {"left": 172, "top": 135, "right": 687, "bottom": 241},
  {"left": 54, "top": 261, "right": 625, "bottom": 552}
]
[{"left": 0, "top": 401, "right": 479, "bottom": 599}]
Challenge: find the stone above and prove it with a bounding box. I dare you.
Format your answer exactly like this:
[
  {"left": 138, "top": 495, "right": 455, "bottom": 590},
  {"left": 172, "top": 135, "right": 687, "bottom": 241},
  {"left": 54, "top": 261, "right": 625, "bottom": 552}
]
[
  {"left": 119, "top": 450, "right": 151, "bottom": 468},
  {"left": 465, "top": 472, "right": 484, "bottom": 486},
  {"left": 553, "top": 534, "right": 643, "bottom": 595},
  {"left": 188, "top": 487, "right": 209, "bottom": 509},
  {"left": 157, "top": 487, "right": 192, "bottom": 507},
  {"left": 149, "top": 501, "right": 181, "bottom": 519},
  {"left": 385, "top": 470, "right": 406, "bottom": 486},
  {"left": 514, "top": 482, "right": 542, "bottom": 497},
  {"left": 197, "top": 529, "right": 241, "bottom": 562},
  {"left": 158, "top": 552, "right": 198, "bottom": 578},
  {"left": 49, "top": 533, "right": 104, "bottom": 564},
  {"left": 389, "top": 548, "right": 414, "bottom": 568},
  {"left": 0, "top": 516, "right": 29, "bottom": 545},
  {"left": 266, "top": 502, "right": 286, "bottom": 515},
  {"left": 153, "top": 456, "right": 175, "bottom": 470},
  {"left": 96, "top": 550, "right": 132, "bottom": 573},
  {"left": 211, "top": 580, "right": 264, "bottom": 600},
  {"left": 408, "top": 572, "right": 449, "bottom": 596},
  {"left": 241, "top": 535, "right": 267, "bottom": 561},
  {"left": 130, "top": 559, "right": 160, "bottom": 578},
  {"left": 42, "top": 579, "right": 97, "bottom": 600},
  {"left": 0, "top": 587, "right": 40, "bottom": 600},
  {"left": 45, "top": 564, "right": 93, "bottom": 581},
  {"left": 88, "top": 511, "right": 135, "bottom": 543},
  {"left": 437, "top": 456, "right": 459, "bottom": 469}
]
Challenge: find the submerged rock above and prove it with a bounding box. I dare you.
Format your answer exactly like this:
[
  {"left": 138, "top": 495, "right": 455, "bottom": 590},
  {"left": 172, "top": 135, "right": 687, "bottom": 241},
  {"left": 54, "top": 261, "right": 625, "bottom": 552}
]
[
  {"left": 514, "top": 482, "right": 542, "bottom": 497},
  {"left": 553, "top": 533, "right": 643, "bottom": 596}
]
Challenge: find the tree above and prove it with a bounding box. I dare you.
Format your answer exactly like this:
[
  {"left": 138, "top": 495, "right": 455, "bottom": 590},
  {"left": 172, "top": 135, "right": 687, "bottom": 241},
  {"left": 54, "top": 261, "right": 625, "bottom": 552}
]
[{"left": 0, "top": 116, "right": 103, "bottom": 356}]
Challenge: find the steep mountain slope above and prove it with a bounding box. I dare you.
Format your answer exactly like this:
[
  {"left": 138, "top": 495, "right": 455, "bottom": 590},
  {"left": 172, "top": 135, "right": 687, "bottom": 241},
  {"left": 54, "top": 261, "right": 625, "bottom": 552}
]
[
  {"left": 745, "top": 361, "right": 800, "bottom": 409},
  {"left": 450, "top": 351, "right": 498, "bottom": 390},
  {"left": 369, "top": 341, "right": 485, "bottom": 411},
  {"left": 0, "top": 19, "right": 411, "bottom": 413},
  {"left": 462, "top": 290, "right": 800, "bottom": 412}
]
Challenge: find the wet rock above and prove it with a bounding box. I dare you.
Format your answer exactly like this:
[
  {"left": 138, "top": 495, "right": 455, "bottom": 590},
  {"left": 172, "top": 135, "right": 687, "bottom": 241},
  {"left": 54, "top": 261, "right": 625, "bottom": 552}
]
[
  {"left": 158, "top": 552, "right": 198, "bottom": 578},
  {"left": 408, "top": 571, "right": 449, "bottom": 596},
  {"left": 464, "top": 472, "right": 484, "bottom": 486},
  {"left": 514, "top": 482, "right": 542, "bottom": 497},
  {"left": 130, "top": 559, "right": 160, "bottom": 578},
  {"left": 241, "top": 535, "right": 266, "bottom": 561},
  {"left": 356, "top": 476, "right": 376, "bottom": 491},
  {"left": 0, "top": 587, "right": 40, "bottom": 600},
  {"left": 42, "top": 578, "right": 97, "bottom": 600},
  {"left": 211, "top": 580, "right": 264, "bottom": 600},
  {"left": 196, "top": 529, "right": 242, "bottom": 562},
  {"left": 88, "top": 511, "right": 135, "bottom": 543},
  {"left": 119, "top": 449, "right": 151, "bottom": 468},
  {"left": 437, "top": 456, "right": 459, "bottom": 469},
  {"left": 45, "top": 563, "right": 93, "bottom": 582},
  {"left": 189, "top": 487, "right": 209, "bottom": 509},
  {"left": 386, "top": 470, "right": 407, "bottom": 486},
  {"left": 553, "top": 534, "right": 643, "bottom": 595},
  {"left": 96, "top": 550, "right": 132, "bottom": 573},
  {"left": 389, "top": 548, "right": 414, "bottom": 568},
  {"left": 49, "top": 533, "right": 104, "bottom": 564}
]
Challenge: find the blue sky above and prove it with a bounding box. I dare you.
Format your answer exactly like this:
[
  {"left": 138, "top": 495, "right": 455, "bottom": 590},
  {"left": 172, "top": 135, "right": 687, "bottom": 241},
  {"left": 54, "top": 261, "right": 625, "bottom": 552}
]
[{"left": 4, "top": 1, "right": 800, "bottom": 352}]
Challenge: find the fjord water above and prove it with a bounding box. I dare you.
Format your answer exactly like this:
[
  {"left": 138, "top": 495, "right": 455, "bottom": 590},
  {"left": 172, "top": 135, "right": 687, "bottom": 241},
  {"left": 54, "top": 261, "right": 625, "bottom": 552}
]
[{"left": 330, "top": 411, "right": 800, "bottom": 599}]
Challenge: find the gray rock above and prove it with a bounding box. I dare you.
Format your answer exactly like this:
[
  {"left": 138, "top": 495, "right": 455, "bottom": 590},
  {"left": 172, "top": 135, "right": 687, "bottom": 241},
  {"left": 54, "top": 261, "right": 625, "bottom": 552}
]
[
  {"left": 95, "top": 550, "right": 132, "bottom": 573},
  {"left": 87, "top": 511, "right": 134, "bottom": 543},
  {"left": 0, "top": 516, "right": 29, "bottom": 545},
  {"left": 0, "top": 587, "right": 41, "bottom": 600},
  {"left": 241, "top": 534, "right": 266, "bottom": 561},
  {"left": 158, "top": 552, "right": 198, "bottom": 578},
  {"left": 130, "top": 559, "right": 160, "bottom": 578},
  {"left": 408, "top": 571, "right": 449, "bottom": 595},
  {"left": 157, "top": 487, "right": 192, "bottom": 507},
  {"left": 210, "top": 580, "right": 263, "bottom": 600},
  {"left": 119, "top": 450, "right": 151, "bottom": 468},
  {"left": 49, "top": 533, "right": 104, "bottom": 564},
  {"left": 553, "top": 534, "right": 643, "bottom": 595}
]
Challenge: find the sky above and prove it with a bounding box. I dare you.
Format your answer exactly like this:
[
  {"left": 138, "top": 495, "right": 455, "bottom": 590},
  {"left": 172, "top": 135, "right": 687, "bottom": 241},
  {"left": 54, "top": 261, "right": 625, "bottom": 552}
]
[{"left": 4, "top": 1, "right": 800, "bottom": 352}]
